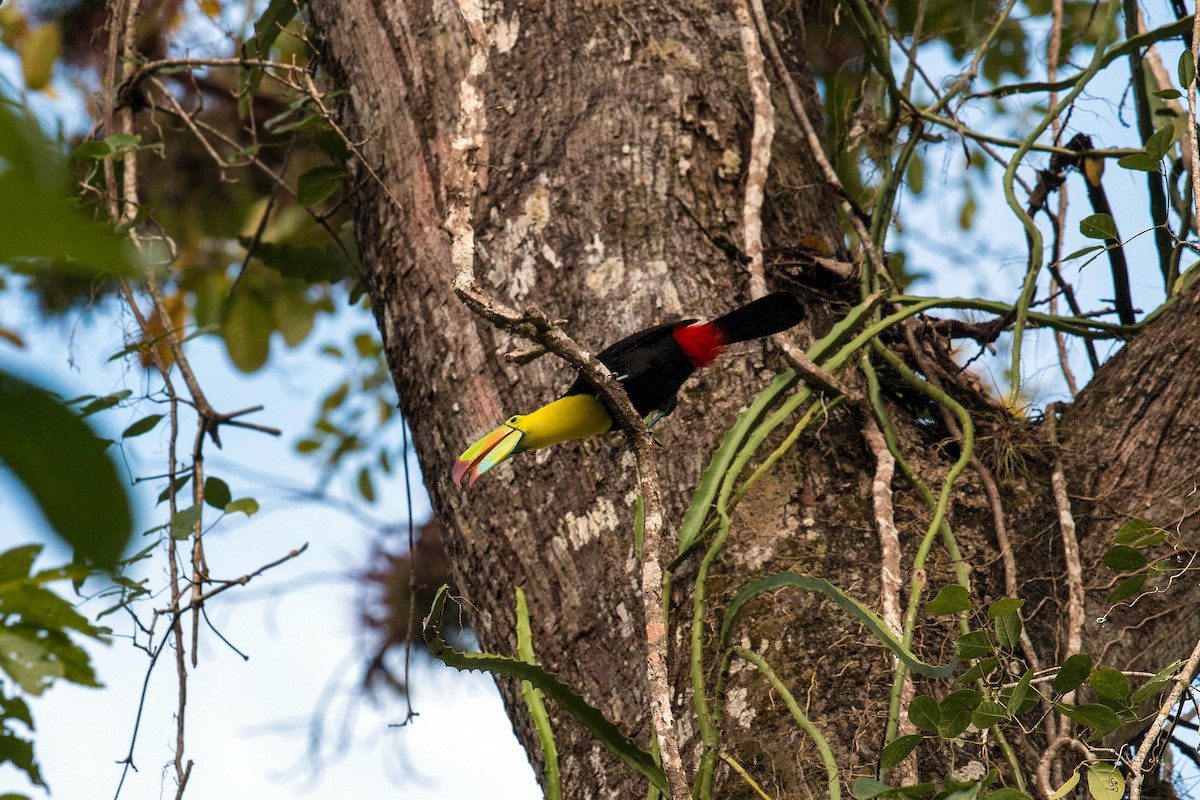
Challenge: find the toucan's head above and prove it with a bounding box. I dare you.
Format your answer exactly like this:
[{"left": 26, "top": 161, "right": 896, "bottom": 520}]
[{"left": 452, "top": 394, "right": 614, "bottom": 488}]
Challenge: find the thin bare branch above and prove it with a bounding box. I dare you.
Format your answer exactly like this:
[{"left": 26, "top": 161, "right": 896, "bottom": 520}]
[
  {"left": 733, "top": 0, "right": 773, "bottom": 300},
  {"left": 1043, "top": 403, "right": 1084, "bottom": 697},
  {"left": 1128, "top": 636, "right": 1200, "bottom": 800}
]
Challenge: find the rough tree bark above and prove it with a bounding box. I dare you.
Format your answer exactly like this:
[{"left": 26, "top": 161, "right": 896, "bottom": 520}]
[{"left": 306, "top": 1, "right": 1200, "bottom": 797}]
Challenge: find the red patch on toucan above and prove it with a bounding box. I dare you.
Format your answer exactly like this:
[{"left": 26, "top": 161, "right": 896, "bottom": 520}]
[{"left": 673, "top": 322, "right": 726, "bottom": 368}]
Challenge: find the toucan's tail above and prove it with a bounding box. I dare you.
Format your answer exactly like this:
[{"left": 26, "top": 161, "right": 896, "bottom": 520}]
[
  {"left": 673, "top": 292, "right": 805, "bottom": 368},
  {"left": 711, "top": 292, "right": 806, "bottom": 343}
]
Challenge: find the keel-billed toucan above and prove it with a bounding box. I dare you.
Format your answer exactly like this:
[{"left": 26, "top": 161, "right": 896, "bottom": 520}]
[{"left": 453, "top": 292, "right": 805, "bottom": 487}]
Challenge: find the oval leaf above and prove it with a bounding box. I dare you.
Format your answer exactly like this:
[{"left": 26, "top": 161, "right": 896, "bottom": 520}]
[
  {"left": 1114, "top": 518, "right": 1153, "bottom": 544},
  {"left": 1054, "top": 653, "right": 1093, "bottom": 695},
  {"left": 938, "top": 689, "right": 982, "bottom": 738},
  {"left": 1145, "top": 124, "right": 1176, "bottom": 161},
  {"left": 955, "top": 629, "right": 993, "bottom": 660},
  {"left": 171, "top": 505, "right": 202, "bottom": 540},
  {"left": 1116, "top": 153, "right": 1160, "bottom": 172},
  {"left": 971, "top": 700, "right": 1008, "bottom": 730},
  {"left": 1088, "top": 667, "right": 1130, "bottom": 701},
  {"left": 121, "top": 414, "right": 164, "bottom": 439},
  {"left": 908, "top": 695, "right": 941, "bottom": 732},
  {"left": 994, "top": 611, "right": 1022, "bottom": 651},
  {"left": 203, "top": 477, "right": 232, "bottom": 510},
  {"left": 1102, "top": 545, "right": 1147, "bottom": 571},
  {"left": 925, "top": 584, "right": 972, "bottom": 616},
  {"left": 1055, "top": 702, "right": 1122, "bottom": 738},
  {"left": 1106, "top": 573, "right": 1147, "bottom": 603},
  {"left": 987, "top": 597, "right": 1025, "bottom": 619},
  {"left": 1079, "top": 213, "right": 1118, "bottom": 240},
  {"left": 853, "top": 778, "right": 893, "bottom": 800},
  {"left": 0, "top": 372, "right": 132, "bottom": 568},
  {"left": 880, "top": 734, "right": 923, "bottom": 768},
  {"left": 297, "top": 166, "right": 346, "bottom": 206},
  {"left": 1086, "top": 763, "right": 1125, "bottom": 800},
  {"left": 223, "top": 290, "right": 271, "bottom": 373},
  {"left": 1049, "top": 770, "right": 1080, "bottom": 800},
  {"left": 1180, "top": 50, "right": 1196, "bottom": 89},
  {"left": 224, "top": 497, "right": 260, "bottom": 517}
]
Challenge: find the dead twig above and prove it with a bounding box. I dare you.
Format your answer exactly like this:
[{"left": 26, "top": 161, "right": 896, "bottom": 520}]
[{"left": 1128, "top": 636, "right": 1200, "bottom": 800}]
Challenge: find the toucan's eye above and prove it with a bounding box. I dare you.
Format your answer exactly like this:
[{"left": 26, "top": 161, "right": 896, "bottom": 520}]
[{"left": 509, "top": 416, "right": 520, "bottom": 424}]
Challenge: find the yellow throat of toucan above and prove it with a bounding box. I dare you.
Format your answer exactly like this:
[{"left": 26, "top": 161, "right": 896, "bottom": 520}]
[
  {"left": 514, "top": 394, "right": 613, "bottom": 451},
  {"left": 453, "top": 394, "right": 613, "bottom": 487}
]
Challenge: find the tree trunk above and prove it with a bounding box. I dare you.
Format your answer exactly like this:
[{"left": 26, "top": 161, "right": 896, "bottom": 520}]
[{"left": 307, "top": 1, "right": 1200, "bottom": 797}]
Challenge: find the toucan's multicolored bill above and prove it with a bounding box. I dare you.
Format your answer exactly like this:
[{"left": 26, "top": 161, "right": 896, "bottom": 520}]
[{"left": 452, "top": 424, "right": 525, "bottom": 488}]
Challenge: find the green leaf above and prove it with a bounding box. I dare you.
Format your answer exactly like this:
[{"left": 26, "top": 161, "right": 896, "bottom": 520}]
[
  {"left": 0, "top": 104, "right": 132, "bottom": 275},
  {"left": 971, "top": 700, "right": 1008, "bottom": 730},
  {"left": 1089, "top": 667, "right": 1130, "bottom": 702},
  {"left": 957, "top": 656, "right": 1001, "bottom": 684},
  {"left": 1179, "top": 50, "right": 1196, "bottom": 89},
  {"left": 0, "top": 629, "right": 62, "bottom": 695},
  {"left": 986, "top": 597, "right": 1024, "bottom": 619},
  {"left": 425, "top": 587, "right": 667, "bottom": 794},
  {"left": 880, "top": 734, "right": 923, "bottom": 768},
  {"left": 121, "top": 414, "right": 164, "bottom": 439},
  {"left": 1145, "top": 124, "right": 1176, "bottom": 160},
  {"left": 224, "top": 497, "right": 260, "bottom": 517},
  {"left": 0, "top": 546, "right": 40, "bottom": 581},
  {"left": 157, "top": 474, "right": 192, "bottom": 505},
  {"left": 79, "top": 390, "right": 132, "bottom": 417},
  {"left": 20, "top": 22, "right": 59, "bottom": 91},
  {"left": 721, "top": 572, "right": 957, "bottom": 678},
  {"left": 908, "top": 695, "right": 941, "bottom": 731},
  {"left": 0, "top": 731, "right": 42, "bottom": 787},
  {"left": 223, "top": 290, "right": 272, "bottom": 373},
  {"left": 1086, "top": 763, "right": 1124, "bottom": 800},
  {"left": 1101, "top": 545, "right": 1147, "bottom": 571},
  {"left": 296, "top": 166, "right": 346, "bottom": 207},
  {"left": 1049, "top": 769, "right": 1080, "bottom": 800},
  {"left": 270, "top": 288, "right": 317, "bottom": 347},
  {"left": 237, "top": 238, "right": 356, "bottom": 283},
  {"left": 315, "top": 129, "right": 352, "bottom": 161},
  {"left": 1003, "top": 668, "right": 1036, "bottom": 716},
  {"left": 72, "top": 140, "right": 112, "bottom": 161},
  {"left": 104, "top": 133, "right": 141, "bottom": 153},
  {"left": 1153, "top": 88, "right": 1182, "bottom": 99},
  {"left": 925, "top": 584, "right": 972, "bottom": 616},
  {"left": 240, "top": 0, "right": 300, "bottom": 114},
  {"left": 0, "top": 373, "right": 132, "bottom": 568},
  {"left": 853, "top": 778, "right": 894, "bottom": 800},
  {"left": 993, "top": 611, "right": 1022, "bottom": 651},
  {"left": 1114, "top": 518, "right": 1155, "bottom": 545},
  {"left": 170, "top": 505, "right": 202, "bottom": 540},
  {"left": 357, "top": 467, "right": 375, "bottom": 503},
  {"left": 955, "top": 629, "right": 993, "bottom": 660},
  {"left": 982, "top": 790, "right": 1032, "bottom": 800},
  {"left": 938, "top": 689, "right": 982, "bottom": 738},
  {"left": 1063, "top": 245, "right": 1104, "bottom": 261},
  {"left": 1054, "top": 653, "right": 1093, "bottom": 694},
  {"left": 203, "top": 477, "right": 232, "bottom": 510},
  {"left": 295, "top": 439, "right": 321, "bottom": 453},
  {"left": 1131, "top": 660, "right": 1183, "bottom": 705},
  {"left": 1079, "top": 213, "right": 1118, "bottom": 240},
  {"left": 1055, "top": 702, "right": 1122, "bottom": 739},
  {"left": 1116, "top": 153, "right": 1160, "bottom": 172}
]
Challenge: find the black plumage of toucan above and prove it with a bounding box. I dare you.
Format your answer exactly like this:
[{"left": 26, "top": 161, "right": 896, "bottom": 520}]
[{"left": 452, "top": 292, "right": 806, "bottom": 488}]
